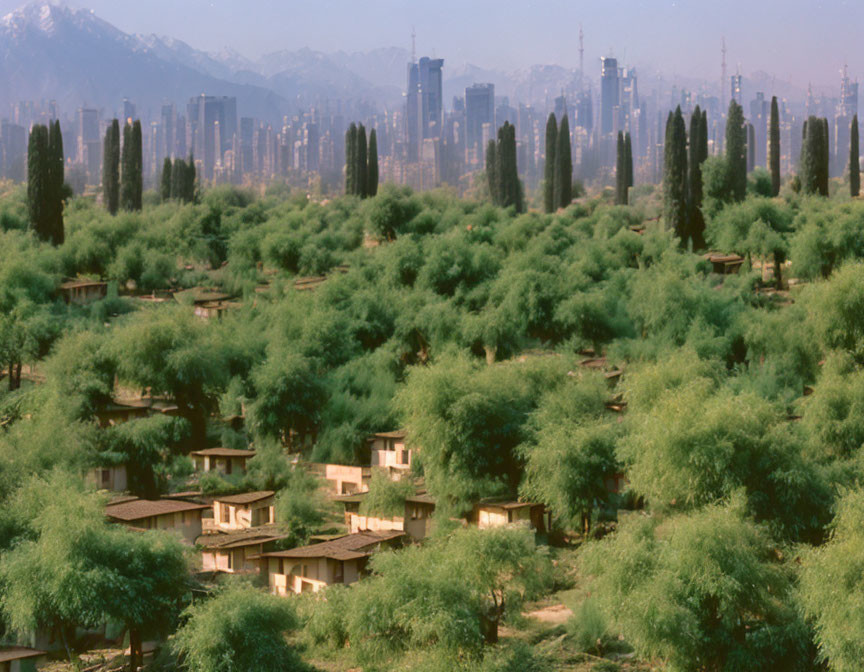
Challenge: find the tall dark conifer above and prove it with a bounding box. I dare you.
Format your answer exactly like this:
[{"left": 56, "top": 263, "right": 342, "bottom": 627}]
[
  {"left": 820, "top": 117, "right": 830, "bottom": 197},
  {"left": 27, "top": 124, "right": 49, "bottom": 241},
  {"left": 615, "top": 132, "right": 627, "bottom": 205},
  {"left": 851, "top": 115, "right": 860, "bottom": 198},
  {"left": 161, "top": 158, "right": 172, "bottom": 201},
  {"left": 725, "top": 100, "right": 747, "bottom": 202},
  {"left": 769, "top": 96, "right": 781, "bottom": 196},
  {"left": 47, "top": 120, "right": 65, "bottom": 245},
  {"left": 367, "top": 128, "right": 379, "bottom": 197},
  {"left": 356, "top": 124, "right": 368, "bottom": 198},
  {"left": 102, "top": 119, "right": 120, "bottom": 214},
  {"left": 554, "top": 114, "right": 573, "bottom": 209},
  {"left": 544, "top": 113, "right": 558, "bottom": 213},
  {"left": 746, "top": 123, "right": 756, "bottom": 174},
  {"left": 121, "top": 121, "right": 143, "bottom": 212},
  {"left": 486, "top": 139, "right": 499, "bottom": 204},
  {"left": 624, "top": 132, "right": 633, "bottom": 190},
  {"left": 663, "top": 107, "right": 689, "bottom": 240},
  {"left": 688, "top": 106, "right": 707, "bottom": 248},
  {"left": 345, "top": 123, "right": 357, "bottom": 196}
]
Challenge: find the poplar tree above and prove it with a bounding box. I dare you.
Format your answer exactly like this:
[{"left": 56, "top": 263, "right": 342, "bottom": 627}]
[
  {"left": 615, "top": 132, "right": 627, "bottom": 205},
  {"left": 554, "top": 114, "right": 573, "bottom": 209},
  {"left": 820, "top": 117, "right": 830, "bottom": 197},
  {"left": 663, "top": 106, "right": 688, "bottom": 240},
  {"left": 160, "top": 158, "right": 172, "bottom": 202},
  {"left": 769, "top": 96, "right": 781, "bottom": 196},
  {"left": 544, "top": 113, "right": 558, "bottom": 213},
  {"left": 47, "top": 120, "right": 65, "bottom": 245},
  {"left": 102, "top": 119, "right": 120, "bottom": 215},
  {"left": 345, "top": 123, "right": 357, "bottom": 196},
  {"left": 486, "top": 139, "right": 499, "bottom": 204},
  {"left": 851, "top": 115, "right": 860, "bottom": 198},
  {"left": 688, "top": 106, "right": 707, "bottom": 248},
  {"left": 367, "top": 128, "right": 379, "bottom": 197},
  {"left": 746, "top": 123, "right": 756, "bottom": 173},
  {"left": 625, "top": 131, "right": 633, "bottom": 190},
  {"left": 497, "top": 122, "right": 522, "bottom": 212},
  {"left": 357, "top": 124, "right": 368, "bottom": 198},
  {"left": 725, "top": 100, "right": 747, "bottom": 202},
  {"left": 27, "top": 124, "right": 49, "bottom": 241},
  {"left": 121, "top": 121, "right": 143, "bottom": 212}
]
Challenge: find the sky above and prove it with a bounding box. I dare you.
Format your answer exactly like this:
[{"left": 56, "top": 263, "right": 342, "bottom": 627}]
[{"left": 0, "top": 0, "right": 860, "bottom": 91}]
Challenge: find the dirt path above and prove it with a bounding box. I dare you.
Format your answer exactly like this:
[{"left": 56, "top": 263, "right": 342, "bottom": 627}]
[{"left": 526, "top": 603, "right": 574, "bottom": 626}]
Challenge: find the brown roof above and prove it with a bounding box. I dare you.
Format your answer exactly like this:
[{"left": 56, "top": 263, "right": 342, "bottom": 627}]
[
  {"left": 106, "top": 498, "right": 210, "bottom": 522},
  {"left": 370, "top": 430, "right": 407, "bottom": 440},
  {"left": 478, "top": 498, "right": 544, "bottom": 511},
  {"left": 704, "top": 253, "right": 745, "bottom": 264},
  {"left": 174, "top": 288, "right": 233, "bottom": 304},
  {"left": 0, "top": 647, "right": 46, "bottom": 663},
  {"left": 261, "top": 531, "right": 404, "bottom": 562},
  {"left": 60, "top": 279, "right": 107, "bottom": 290},
  {"left": 196, "top": 525, "right": 287, "bottom": 550},
  {"left": 191, "top": 448, "right": 257, "bottom": 459},
  {"left": 213, "top": 490, "right": 274, "bottom": 505}
]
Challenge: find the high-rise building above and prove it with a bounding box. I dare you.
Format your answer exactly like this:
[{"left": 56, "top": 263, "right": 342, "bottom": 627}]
[
  {"left": 731, "top": 74, "right": 743, "bottom": 107},
  {"left": 1, "top": 121, "right": 26, "bottom": 182},
  {"left": 161, "top": 104, "right": 177, "bottom": 161},
  {"left": 188, "top": 95, "right": 238, "bottom": 180},
  {"left": 600, "top": 57, "right": 619, "bottom": 135},
  {"left": 406, "top": 57, "right": 444, "bottom": 162},
  {"left": 76, "top": 108, "right": 100, "bottom": 182},
  {"left": 465, "top": 83, "right": 494, "bottom": 166},
  {"left": 122, "top": 98, "right": 136, "bottom": 124}
]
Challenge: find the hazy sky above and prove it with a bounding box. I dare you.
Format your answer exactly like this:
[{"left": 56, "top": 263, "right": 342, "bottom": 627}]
[{"left": 0, "top": 0, "right": 859, "bottom": 90}]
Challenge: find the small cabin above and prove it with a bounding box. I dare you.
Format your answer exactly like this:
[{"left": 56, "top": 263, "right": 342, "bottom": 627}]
[
  {"left": 59, "top": 279, "right": 107, "bottom": 305},
  {"left": 86, "top": 464, "right": 128, "bottom": 492},
  {"left": 471, "top": 500, "right": 550, "bottom": 534},
  {"left": 105, "top": 497, "right": 209, "bottom": 544},
  {"left": 0, "top": 647, "right": 47, "bottom": 672},
  {"left": 338, "top": 491, "right": 436, "bottom": 541},
  {"left": 191, "top": 448, "right": 256, "bottom": 476},
  {"left": 94, "top": 398, "right": 179, "bottom": 428},
  {"left": 704, "top": 253, "right": 745, "bottom": 275},
  {"left": 212, "top": 491, "right": 275, "bottom": 531},
  {"left": 197, "top": 524, "right": 286, "bottom": 574},
  {"left": 260, "top": 531, "right": 405, "bottom": 595},
  {"left": 193, "top": 301, "right": 241, "bottom": 321},
  {"left": 322, "top": 464, "right": 372, "bottom": 495},
  {"left": 368, "top": 430, "right": 412, "bottom": 477}
]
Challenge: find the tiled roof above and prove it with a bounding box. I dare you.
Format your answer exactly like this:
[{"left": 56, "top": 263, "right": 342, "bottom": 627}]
[
  {"left": 261, "top": 531, "right": 404, "bottom": 562},
  {"left": 106, "top": 498, "right": 209, "bottom": 522},
  {"left": 213, "top": 490, "right": 274, "bottom": 505},
  {"left": 196, "top": 525, "right": 286, "bottom": 550},
  {"left": 370, "top": 430, "right": 407, "bottom": 440},
  {"left": 191, "top": 448, "right": 257, "bottom": 458}
]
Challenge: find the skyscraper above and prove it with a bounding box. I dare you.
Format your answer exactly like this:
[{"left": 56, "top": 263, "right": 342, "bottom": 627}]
[
  {"left": 600, "top": 57, "right": 619, "bottom": 136},
  {"left": 465, "top": 83, "right": 495, "bottom": 166},
  {"left": 406, "top": 56, "right": 444, "bottom": 162},
  {"left": 188, "top": 95, "right": 238, "bottom": 180},
  {"left": 76, "top": 108, "right": 100, "bottom": 181},
  {"left": 731, "top": 74, "right": 743, "bottom": 106}
]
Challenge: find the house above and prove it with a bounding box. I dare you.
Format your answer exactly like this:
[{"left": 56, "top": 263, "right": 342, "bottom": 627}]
[
  {"left": 471, "top": 499, "right": 550, "bottom": 533},
  {"left": 320, "top": 464, "right": 372, "bottom": 494},
  {"left": 368, "top": 430, "right": 412, "bottom": 477},
  {"left": 212, "top": 491, "right": 275, "bottom": 531},
  {"left": 193, "top": 301, "right": 241, "bottom": 321},
  {"left": 260, "top": 531, "right": 405, "bottom": 595},
  {"left": 704, "top": 253, "right": 745, "bottom": 275},
  {"left": 338, "top": 491, "right": 436, "bottom": 541},
  {"left": 59, "top": 279, "right": 107, "bottom": 305},
  {"left": 0, "top": 647, "right": 47, "bottom": 672},
  {"left": 86, "top": 464, "right": 128, "bottom": 492},
  {"left": 197, "top": 524, "right": 287, "bottom": 574},
  {"left": 191, "top": 448, "right": 256, "bottom": 476},
  {"left": 94, "top": 398, "right": 179, "bottom": 428},
  {"left": 105, "top": 497, "right": 209, "bottom": 543}
]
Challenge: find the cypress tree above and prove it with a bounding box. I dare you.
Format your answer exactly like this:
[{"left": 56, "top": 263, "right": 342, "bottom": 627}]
[
  {"left": 688, "top": 106, "right": 707, "bottom": 248},
  {"left": 663, "top": 106, "right": 689, "bottom": 240},
  {"left": 367, "top": 128, "right": 379, "bottom": 197},
  {"left": 769, "top": 96, "right": 781, "bottom": 196},
  {"left": 102, "top": 119, "right": 120, "bottom": 215},
  {"left": 161, "top": 158, "right": 172, "bottom": 201},
  {"left": 493, "top": 122, "right": 522, "bottom": 212},
  {"left": 746, "top": 123, "right": 756, "bottom": 174},
  {"left": 27, "top": 124, "right": 49, "bottom": 241},
  {"left": 357, "top": 124, "right": 368, "bottom": 198},
  {"left": 544, "top": 113, "right": 558, "bottom": 213},
  {"left": 132, "top": 120, "right": 143, "bottom": 210},
  {"left": 615, "top": 132, "right": 627, "bottom": 205},
  {"left": 725, "top": 100, "right": 747, "bottom": 202},
  {"left": 820, "top": 117, "right": 830, "bottom": 197},
  {"left": 46, "top": 120, "right": 65, "bottom": 245},
  {"left": 184, "top": 154, "right": 197, "bottom": 203},
  {"left": 625, "top": 131, "right": 634, "bottom": 189},
  {"left": 554, "top": 114, "right": 573, "bottom": 209},
  {"left": 486, "top": 139, "right": 499, "bottom": 204},
  {"left": 121, "top": 121, "right": 143, "bottom": 212},
  {"left": 345, "top": 123, "right": 357, "bottom": 196},
  {"left": 800, "top": 119, "right": 812, "bottom": 193},
  {"left": 171, "top": 158, "right": 184, "bottom": 201},
  {"left": 851, "top": 115, "right": 860, "bottom": 197}
]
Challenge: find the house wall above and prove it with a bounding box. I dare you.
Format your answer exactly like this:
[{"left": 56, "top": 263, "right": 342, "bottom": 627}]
[
  {"left": 214, "top": 500, "right": 274, "bottom": 531},
  {"left": 478, "top": 508, "right": 509, "bottom": 528},
  {"left": 370, "top": 438, "right": 411, "bottom": 471},
  {"left": 3, "top": 656, "right": 45, "bottom": 672},
  {"left": 134, "top": 511, "right": 202, "bottom": 543},
  {"left": 324, "top": 465, "right": 370, "bottom": 494},
  {"left": 348, "top": 513, "right": 405, "bottom": 535},
  {"left": 85, "top": 465, "right": 128, "bottom": 492}
]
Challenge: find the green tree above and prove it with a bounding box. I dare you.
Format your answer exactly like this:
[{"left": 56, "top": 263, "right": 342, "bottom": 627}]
[
  {"left": 543, "top": 113, "right": 558, "bottom": 213},
  {"left": 356, "top": 123, "right": 368, "bottom": 199},
  {"left": 769, "top": 96, "right": 781, "bottom": 196},
  {"left": 615, "top": 131, "right": 627, "bottom": 205},
  {"left": 26, "top": 125, "right": 50, "bottom": 243},
  {"left": 851, "top": 115, "right": 860, "bottom": 198},
  {"left": 274, "top": 469, "right": 331, "bottom": 546},
  {"left": 103, "top": 119, "right": 120, "bottom": 214},
  {"left": 46, "top": 120, "right": 65, "bottom": 246},
  {"left": 160, "top": 157, "right": 172, "bottom": 202},
  {"left": 345, "top": 123, "right": 357, "bottom": 196},
  {"left": 726, "top": 100, "right": 747, "bottom": 202},
  {"left": 581, "top": 503, "right": 811, "bottom": 672},
  {"left": 173, "top": 585, "right": 304, "bottom": 672},
  {"left": 121, "top": 121, "right": 143, "bottom": 212},
  {"left": 664, "top": 107, "right": 688, "bottom": 239},
  {"left": 486, "top": 139, "right": 499, "bottom": 205},
  {"left": 554, "top": 114, "right": 573, "bottom": 209},
  {"left": 367, "top": 128, "right": 379, "bottom": 197},
  {"left": 688, "top": 106, "right": 708, "bottom": 248},
  {"left": 625, "top": 131, "right": 634, "bottom": 190}
]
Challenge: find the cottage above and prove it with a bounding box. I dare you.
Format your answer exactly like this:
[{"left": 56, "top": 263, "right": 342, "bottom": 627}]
[
  {"left": 704, "top": 253, "right": 745, "bottom": 275},
  {"left": 94, "top": 398, "right": 179, "bottom": 428},
  {"left": 105, "top": 497, "right": 209, "bottom": 543},
  {"left": 212, "top": 491, "right": 275, "bottom": 531},
  {"left": 260, "top": 530, "right": 405, "bottom": 595},
  {"left": 0, "top": 647, "right": 47, "bottom": 672},
  {"left": 191, "top": 448, "right": 256, "bottom": 476},
  {"left": 86, "top": 464, "right": 128, "bottom": 491},
  {"left": 193, "top": 300, "right": 241, "bottom": 321},
  {"left": 368, "top": 430, "right": 412, "bottom": 477},
  {"left": 197, "top": 524, "right": 287, "bottom": 574},
  {"left": 321, "top": 464, "right": 372, "bottom": 494},
  {"left": 338, "top": 491, "right": 436, "bottom": 541},
  {"left": 471, "top": 499, "right": 550, "bottom": 533},
  {"left": 59, "top": 279, "right": 107, "bottom": 305}
]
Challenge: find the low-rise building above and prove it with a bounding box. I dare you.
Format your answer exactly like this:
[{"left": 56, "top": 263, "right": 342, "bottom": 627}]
[
  {"left": 260, "top": 531, "right": 405, "bottom": 595},
  {"left": 105, "top": 497, "right": 209, "bottom": 543},
  {"left": 338, "top": 491, "right": 436, "bottom": 541},
  {"left": 197, "top": 524, "right": 287, "bottom": 574},
  {"left": 471, "top": 499, "right": 550, "bottom": 533},
  {"left": 59, "top": 279, "right": 107, "bottom": 305},
  {"left": 321, "top": 464, "right": 371, "bottom": 494},
  {"left": 86, "top": 464, "right": 128, "bottom": 492},
  {"left": 0, "top": 647, "right": 47, "bottom": 672},
  {"left": 368, "top": 430, "right": 412, "bottom": 478},
  {"left": 212, "top": 491, "right": 275, "bottom": 531},
  {"left": 191, "top": 448, "right": 256, "bottom": 476}
]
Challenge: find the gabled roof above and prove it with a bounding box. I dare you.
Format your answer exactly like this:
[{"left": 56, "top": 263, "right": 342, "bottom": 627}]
[
  {"left": 196, "top": 524, "right": 287, "bottom": 550},
  {"left": 261, "top": 531, "right": 404, "bottom": 562},
  {"left": 191, "top": 448, "right": 257, "bottom": 459},
  {"left": 477, "top": 498, "right": 544, "bottom": 511},
  {"left": 60, "top": 279, "right": 107, "bottom": 290},
  {"left": 213, "top": 490, "right": 274, "bottom": 505},
  {"left": 106, "top": 498, "right": 210, "bottom": 522}
]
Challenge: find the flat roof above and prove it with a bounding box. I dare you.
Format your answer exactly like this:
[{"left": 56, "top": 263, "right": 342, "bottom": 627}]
[
  {"left": 191, "top": 448, "right": 257, "bottom": 458},
  {"left": 196, "top": 525, "right": 286, "bottom": 550},
  {"left": 213, "top": 490, "right": 274, "bottom": 505},
  {"left": 106, "top": 498, "right": 210, "bottom": 522},
  {"left": 60, "top": 279, "right": 107, "bottom": 289},
  {"left": 261, "top": 531, "right": 404, "bottom": 562},
  {"left": 369, "top": 430, "right": 407, "bottom": 440}
]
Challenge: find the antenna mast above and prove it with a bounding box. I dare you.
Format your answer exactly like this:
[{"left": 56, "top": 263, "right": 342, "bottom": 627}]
[{"left": 721, "top": 37, "right": 727, "bottom": 113}]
